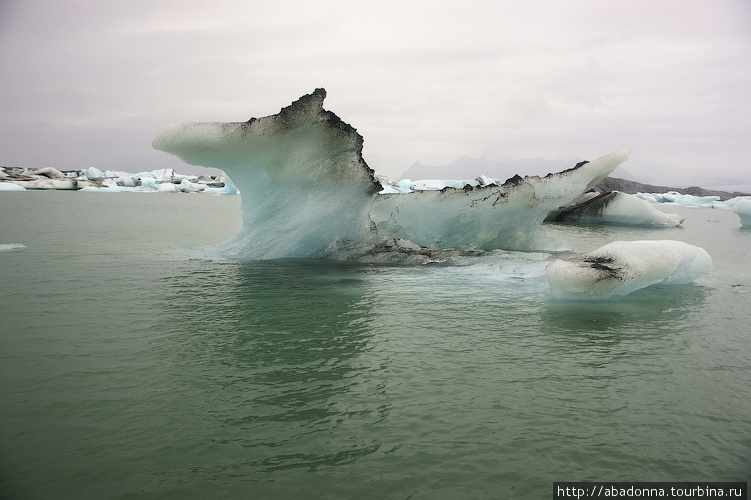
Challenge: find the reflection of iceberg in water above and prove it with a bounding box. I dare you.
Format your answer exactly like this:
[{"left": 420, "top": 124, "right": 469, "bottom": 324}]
[
  {"left": 153, "top": 89, "right": 631, "bottom": 258},
  {"left": 155, "top": 259, "right": 385, "bottom": 473},
  {"left": 153, "top": 89, "right": 712, "bottom": 297}
]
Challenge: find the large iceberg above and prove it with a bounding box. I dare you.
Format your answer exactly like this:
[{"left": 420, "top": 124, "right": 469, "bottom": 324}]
[{"left": 153, "top": 89, "right": 632, "bottom": 259}]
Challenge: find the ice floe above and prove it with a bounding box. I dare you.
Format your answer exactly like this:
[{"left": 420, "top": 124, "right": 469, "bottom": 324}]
[
  {"left": 546, "top": 240, "right": 713, "bottom": 298},
  {"left": 0, "top": 165, "right": 237, "bottom": 194},
  {"left": 547, "top": 191, "right": 684, "bottom": 228},
  {"left": 0, "top": 243, "right": 26, "bottom": 251},
  {"left": 634, "top": 191, "right": 748, "bottom": 209}
]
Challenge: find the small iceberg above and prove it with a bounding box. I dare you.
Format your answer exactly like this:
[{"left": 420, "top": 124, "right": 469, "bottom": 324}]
[
  {"left": 734, "top": 199, "right": 751, "bottom": 227},
  {"left": 546, "top": 240, "right": 712, "bottom": 298},
  {"left": 547, "top": 191, "right": 684, "bottom": 228},
  {"left": 0, "top": 243, "right": 27, "bottom": 251}
]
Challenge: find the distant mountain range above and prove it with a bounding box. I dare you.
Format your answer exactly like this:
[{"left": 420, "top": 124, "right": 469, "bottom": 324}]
[{"left": 592, "top": 177, "right": 749, "bottom": 201}]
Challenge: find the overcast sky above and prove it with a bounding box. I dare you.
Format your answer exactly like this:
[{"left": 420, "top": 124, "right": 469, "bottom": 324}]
[{"left": 1, "top": 0, "right": 749, "bottom": 183}]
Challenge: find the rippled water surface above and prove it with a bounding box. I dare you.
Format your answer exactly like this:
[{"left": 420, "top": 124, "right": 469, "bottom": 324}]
[{"left": 1, "top": 192, "right": 749, "bottom": 499}]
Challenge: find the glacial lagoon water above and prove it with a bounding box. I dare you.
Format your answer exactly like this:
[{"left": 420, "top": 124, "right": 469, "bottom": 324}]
[{"left": 0, "top": 191, "right": 749, "bottom": 499}]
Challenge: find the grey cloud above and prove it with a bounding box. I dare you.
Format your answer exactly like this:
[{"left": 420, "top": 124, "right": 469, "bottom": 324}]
[{"left": 0, "top": 0, "right": 749, "bottom": 182}]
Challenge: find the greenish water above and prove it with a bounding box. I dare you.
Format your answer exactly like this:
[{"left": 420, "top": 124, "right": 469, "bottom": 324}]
[{"left": 1, "top": 192, "right": 749, "bottom": 499}]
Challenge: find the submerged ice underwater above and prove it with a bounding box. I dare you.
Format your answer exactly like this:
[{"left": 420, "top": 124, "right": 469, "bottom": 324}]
[{"left": 1, "top": 90, "right": 749, "bottom": 499}]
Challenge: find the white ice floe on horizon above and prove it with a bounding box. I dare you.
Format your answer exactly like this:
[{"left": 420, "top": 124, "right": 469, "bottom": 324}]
[
  {"left": 0, "top": 182, "right": 26, "bottom": 191},
  {"left": 0, "top": 165, "right": 238, "bottom": 194},
  {"left": 634, "top": 191, "right": 746, "bottom": 209},
  {"left": 546, "top": 240, "right": 712, "bottom": 299},
  {"left": 635, "top": 192, "right": 751, "bottom": 228},
  {"left": 375, "top": 174, "right": 499, "bottom": 194}
]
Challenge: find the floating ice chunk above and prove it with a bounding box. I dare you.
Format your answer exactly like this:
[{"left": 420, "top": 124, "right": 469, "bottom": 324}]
[
  {"left": 397, "top": 179, "right": 413, "bottom": 192},
  {"left": 202, "top": 179, "right": 238, "bottom": 195},
  {"left": 549, "top": 191, "right": 684, "bottom": 227},
  {"left": 28, "top": 166, "right": 65, "bottom": 179},
  {"left": 10, "top": 177, "right": 77, "bottom": 190},
  {"left": 635, "top": 192, "right": 658, "bottom": 204},
  {"left": 379, "top": 175, "right": 501, "bottom": 194},
  {"left": 1, "top": 165, "right": 238, "bottom": 194},
  {"left": 0, "top": 182, "right": 26, "bottom": 191},
  {"left": 118, "top": 175, "right": 136, "bottom": 187},
  {"left": 157, "top": 182, "right": 179, "bottom": 192},
  {"left": 723, "top": 196, "right": 751, "bottom": 208},
  {"left": 733, "top": 199, "right": 751, "bottom": 227},
  {"left": 0, "top": 243, "right": 26, "bottom": 251},
  {"left": 175, "top": 179, "right": 199, "bottom": 192},
  {"left": 74, "top": 177, "right": 100, "bottom": 189},
  {"left": 82, "top": 167, "right": 105, "bottom": 179},
  {"left": 476, "top": 175, "right": 498, "bottom": 187},
  {"left": 407, "top": 179, "right": 467, "bottom": 191},
  {"left": 138, "top": 177, "right": 157, "bottom": 190},
  {"left": 636, "top": 191, "right": 726, "bottom": 208},
  {"left": 546, "top": 240, "right": 712, "bottom": 298}
]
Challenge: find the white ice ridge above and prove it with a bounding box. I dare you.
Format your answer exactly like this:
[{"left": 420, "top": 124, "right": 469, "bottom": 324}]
[
  {"left": 546, "top": 240, "right": 712, "bottom": 299},
  {"left": 371, "top": 151, "right": 632, "bottom": 252},
  {"left": 152, "top": 89, "right": 630, "bottom": 259}
]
